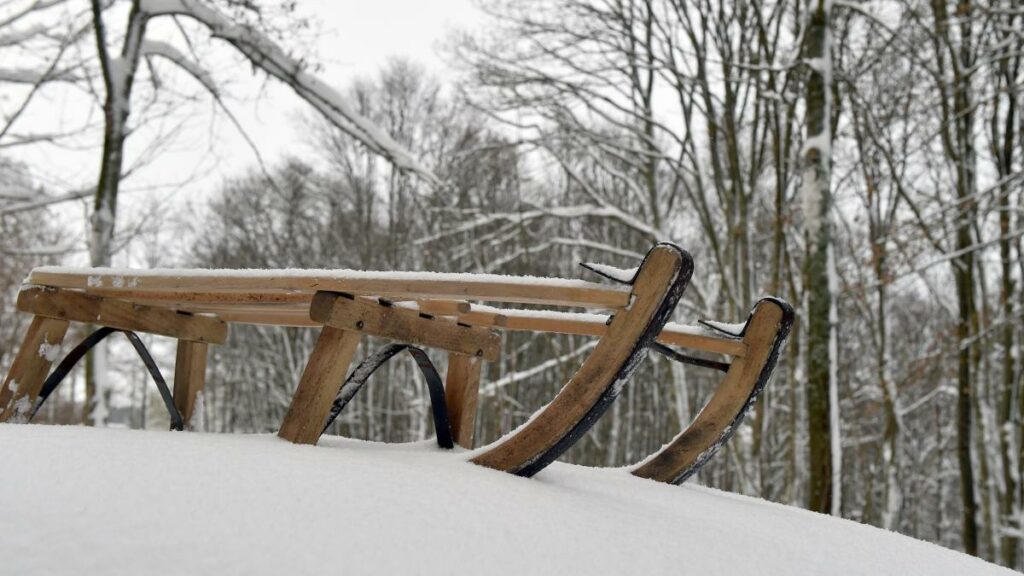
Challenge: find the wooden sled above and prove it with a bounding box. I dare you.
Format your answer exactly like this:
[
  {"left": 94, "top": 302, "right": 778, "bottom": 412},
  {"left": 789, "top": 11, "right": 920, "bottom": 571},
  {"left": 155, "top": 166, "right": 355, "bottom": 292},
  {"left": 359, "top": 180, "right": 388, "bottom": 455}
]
[{"left": 0, "top": 243, "right": 792, "bottom": 484}]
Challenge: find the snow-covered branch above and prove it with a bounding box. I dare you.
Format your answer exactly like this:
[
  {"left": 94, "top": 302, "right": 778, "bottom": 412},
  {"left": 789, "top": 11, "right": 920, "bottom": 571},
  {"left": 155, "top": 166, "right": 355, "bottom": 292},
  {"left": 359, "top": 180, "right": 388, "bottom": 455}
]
[
  {"left": 0, "top": 66, "right": 79, "bottom": 83},
  {"left": 0, "top": 24, "right": 47, "bottom": 46},
  {"left": 140, "top": 39, "right": 216, "bottom": 93},
  {"left": 139, "top": 0, "right": 437, "bottom": 185},
  {"left": 480, "top": 341, "right": 598, "bottom": 397},
  {"left": 0, "top": 187, "right": 93, "bottom": 216},
  {"left": 417, "top": 204, "right": 666, "bottom": 246}
]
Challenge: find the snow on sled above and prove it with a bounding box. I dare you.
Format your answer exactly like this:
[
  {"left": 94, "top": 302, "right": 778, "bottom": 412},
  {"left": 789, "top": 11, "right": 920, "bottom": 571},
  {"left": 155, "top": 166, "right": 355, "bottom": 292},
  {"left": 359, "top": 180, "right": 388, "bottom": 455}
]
[{"left": 0, "top": 243, "right": 792, "bottom": 484}]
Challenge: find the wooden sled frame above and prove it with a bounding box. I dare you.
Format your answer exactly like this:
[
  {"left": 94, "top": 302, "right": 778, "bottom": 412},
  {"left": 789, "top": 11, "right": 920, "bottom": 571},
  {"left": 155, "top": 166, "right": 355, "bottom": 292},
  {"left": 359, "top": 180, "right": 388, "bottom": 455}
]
[{"left": 1, "top": 242, "right": 793, "bottom": 485}]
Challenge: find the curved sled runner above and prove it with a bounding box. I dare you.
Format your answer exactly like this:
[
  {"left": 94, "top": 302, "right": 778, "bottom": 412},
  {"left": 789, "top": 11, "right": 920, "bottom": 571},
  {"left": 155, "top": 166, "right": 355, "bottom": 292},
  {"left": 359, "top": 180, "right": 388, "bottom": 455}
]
[
  {"left": 470, "top": 243, "right": 691, "bottom": 476},
  {"left": 632, "top": 297, "right": 794, "bottom": 484}
]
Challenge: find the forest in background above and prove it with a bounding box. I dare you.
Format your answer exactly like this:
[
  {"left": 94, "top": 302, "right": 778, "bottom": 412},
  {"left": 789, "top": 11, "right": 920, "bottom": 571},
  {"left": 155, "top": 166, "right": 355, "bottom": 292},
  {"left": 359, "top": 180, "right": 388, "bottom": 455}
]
[{"left": 0, "top": 0, "right": 1021, "bottom": 569}]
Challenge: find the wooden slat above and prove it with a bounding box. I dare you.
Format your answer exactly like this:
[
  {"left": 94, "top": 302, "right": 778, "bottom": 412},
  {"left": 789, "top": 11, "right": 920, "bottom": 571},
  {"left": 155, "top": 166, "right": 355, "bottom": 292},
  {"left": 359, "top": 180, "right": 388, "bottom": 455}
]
[
  {"left": 310, "top": 292, "right": 501, "bottom": 362},
  {"left": 87, "top": 289, "right": 314, "bottom": 306},
  {"left": 0, "top": 316, "right": 69, "bottom": 422},
  {"left": 166, "top": 300, "right": 510, "bottom": 330},
  {"left": 173, "top": 340, "right": 208, "bottom": 429},
  {"left": 445, "top": 354, "right": 482, "bottom": 448},
  {"left": 656, "top": 324, "right": 744, "bottom": 356},
  {"left": 28, "top": 269, "right": 632, "bottom": 309},
  {"left": 191, "top": 309, "right": 318, "bottom": 327},
  {"left": 278, "top": 326, "right": 362, "bottom": 444},
  {"left": 631, "top": 300, "right": 787, "bottom": 484},
  {"left": 410, "top": 300, "right": 471, "bottom": 315},
  {"left": 137, "top": 304, "right": 316, "bottom": 327},
  {"left": 115, "top": 296, "right": 471, "bottom": 315},
  {"left": 458, "top": 306, "right": 508, "bottom": 328},
  {"left": 82, "top": 292, "right": 738, "bottom": 358},
  {"left": 476, "top": 309, "right": 745, "bottom": 357},
  {"left": 17, "top": 286, "right": 228, "bottom": 344}
]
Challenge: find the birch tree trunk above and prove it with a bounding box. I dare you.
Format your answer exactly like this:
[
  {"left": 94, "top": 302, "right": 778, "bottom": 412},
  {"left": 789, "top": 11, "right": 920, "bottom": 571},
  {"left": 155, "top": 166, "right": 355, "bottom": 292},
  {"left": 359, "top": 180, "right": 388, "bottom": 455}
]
[
  {"left": 83, "top": 0, "right": 148, "bottom": 426},
  {"left": 991, "top": 7, "right": 1020, "bottom": 565},
  {"left": 803, "top": 0, "right": 838, "bottom": 516}
]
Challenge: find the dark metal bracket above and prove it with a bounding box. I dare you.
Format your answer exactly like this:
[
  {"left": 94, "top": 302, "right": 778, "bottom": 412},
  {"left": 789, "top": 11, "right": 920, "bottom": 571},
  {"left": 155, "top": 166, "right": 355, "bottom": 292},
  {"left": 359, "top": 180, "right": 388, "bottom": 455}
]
[
  {"left": 29, "top": 327, "right": 184, "bottom": 431},
  {"left": 320, "top": 343, "right": 454, "bottom": 449}
]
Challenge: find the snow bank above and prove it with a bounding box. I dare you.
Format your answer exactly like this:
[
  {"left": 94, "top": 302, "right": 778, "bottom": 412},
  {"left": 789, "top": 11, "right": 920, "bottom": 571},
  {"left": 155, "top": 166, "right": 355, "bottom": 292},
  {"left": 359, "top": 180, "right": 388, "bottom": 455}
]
[{"left": 0, "top": 425, "right": 1011, "bottom": 576}]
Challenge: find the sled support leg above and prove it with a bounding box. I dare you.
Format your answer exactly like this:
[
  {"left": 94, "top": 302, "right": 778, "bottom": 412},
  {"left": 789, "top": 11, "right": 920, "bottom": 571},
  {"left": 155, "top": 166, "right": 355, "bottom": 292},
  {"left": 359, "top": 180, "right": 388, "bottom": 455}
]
[
  {"left": 279, "top": 326, "right": 361, "bottom": 444},
  {"left": 445, "top": 353, "right": 482, "bottom": 448},
  {"left": 173, "top": 340, "right": 208, "bottom": 428},
  {"left": 0, "top": 316, "right": 70, "bottom": 422}
]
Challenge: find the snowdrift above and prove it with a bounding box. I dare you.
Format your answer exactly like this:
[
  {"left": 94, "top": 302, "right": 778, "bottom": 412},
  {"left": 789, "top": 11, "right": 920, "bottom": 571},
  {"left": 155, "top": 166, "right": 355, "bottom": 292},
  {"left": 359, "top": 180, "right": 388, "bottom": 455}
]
[{"left": 0, "top": 425, "right": 1013, "bottom": 575}]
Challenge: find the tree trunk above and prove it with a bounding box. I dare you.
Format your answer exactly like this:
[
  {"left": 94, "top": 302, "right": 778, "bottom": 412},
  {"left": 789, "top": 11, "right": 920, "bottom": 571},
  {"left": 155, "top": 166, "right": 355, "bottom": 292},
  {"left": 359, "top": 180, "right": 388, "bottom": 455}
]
[
  {"left": 992, "top": 12, "right": 1020, "bottom": 565},
  {"left": 803, "top": 0, "right": 837, "bottom": 516},
  {"left": 83, "top": 1, "right": 148, "bottom": 425}
]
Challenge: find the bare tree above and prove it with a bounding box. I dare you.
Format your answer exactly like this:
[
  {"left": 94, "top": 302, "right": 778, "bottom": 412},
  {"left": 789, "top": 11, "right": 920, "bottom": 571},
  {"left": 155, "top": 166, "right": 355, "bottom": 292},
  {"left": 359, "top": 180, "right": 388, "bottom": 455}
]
[
  {"left": 76, "top": 0, "right": 440, "bottom": 424},
  {"left": 802, "top": 0, "right": 839, "bottom": 516}
]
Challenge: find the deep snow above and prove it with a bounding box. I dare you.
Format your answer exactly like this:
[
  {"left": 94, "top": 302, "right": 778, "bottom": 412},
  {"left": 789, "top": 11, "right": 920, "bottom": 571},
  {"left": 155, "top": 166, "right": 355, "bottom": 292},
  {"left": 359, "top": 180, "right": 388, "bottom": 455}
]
[{"left": 0, "top": 425, "right": 1014, "bottom": 575}]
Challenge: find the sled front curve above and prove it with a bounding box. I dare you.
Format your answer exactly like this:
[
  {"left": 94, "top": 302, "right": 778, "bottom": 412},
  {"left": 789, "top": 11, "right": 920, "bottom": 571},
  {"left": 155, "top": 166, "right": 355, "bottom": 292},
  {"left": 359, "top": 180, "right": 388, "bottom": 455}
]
[
  {"left": 470, "top": 243, "right": 693, "bottom": 477},
  {"left": 631, "top": 297, "right": 794, "bottom": 484}
]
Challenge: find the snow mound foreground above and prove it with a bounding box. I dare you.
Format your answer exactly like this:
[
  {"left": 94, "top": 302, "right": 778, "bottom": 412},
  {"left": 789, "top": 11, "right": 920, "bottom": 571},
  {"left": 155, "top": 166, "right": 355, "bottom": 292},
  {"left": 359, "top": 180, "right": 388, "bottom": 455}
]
[{"left": 0, "top": 425, "right": 1012, "bottom": 576}]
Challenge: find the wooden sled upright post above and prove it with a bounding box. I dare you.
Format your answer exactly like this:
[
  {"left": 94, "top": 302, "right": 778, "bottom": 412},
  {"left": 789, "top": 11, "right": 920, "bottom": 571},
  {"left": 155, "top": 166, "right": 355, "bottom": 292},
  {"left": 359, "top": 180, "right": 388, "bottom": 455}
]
[
  {"left": 445, "top": 353, "right": 483, "bottom": 449},
  {"left": 0, "top": 317, "right": 69, "bottom": 422}
]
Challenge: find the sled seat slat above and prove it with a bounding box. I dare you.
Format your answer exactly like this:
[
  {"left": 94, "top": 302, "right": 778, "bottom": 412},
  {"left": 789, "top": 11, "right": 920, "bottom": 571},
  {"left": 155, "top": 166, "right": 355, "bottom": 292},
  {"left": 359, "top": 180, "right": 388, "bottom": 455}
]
[
  {"left": 27, "top": 293, "right": 741, "bottom": 359},
  {"left": 27, "top": 268, "right": 632, "bottom": 309}
]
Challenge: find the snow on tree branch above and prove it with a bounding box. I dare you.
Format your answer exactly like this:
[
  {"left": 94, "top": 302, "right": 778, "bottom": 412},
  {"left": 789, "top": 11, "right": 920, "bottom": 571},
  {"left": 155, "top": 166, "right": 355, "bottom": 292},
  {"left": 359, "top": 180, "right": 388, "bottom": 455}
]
[
  {"left": 140, "top": 39, "right": 216, "bottom": 94},
  {"left": 417, "top": 204, "right": 666, "bottom": 246},
  {"left": 479, "top": 341, "right": 598, "bottom": 397},
  {"left": 0, "top": 67, "right": 78, "bottom": 83},
  {"left": 0, "top": 24, "right": 47, "bottom": 47},
  {"left": 138, "top": 0, "right": 437, "bottom": 185}
]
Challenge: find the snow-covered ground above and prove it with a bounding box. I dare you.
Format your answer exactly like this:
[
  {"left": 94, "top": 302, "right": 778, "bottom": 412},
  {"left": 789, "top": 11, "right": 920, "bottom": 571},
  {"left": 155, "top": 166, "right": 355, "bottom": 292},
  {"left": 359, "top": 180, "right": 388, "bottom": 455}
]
[{"left": 0, "top": 425, "right": 1013, "bottom": 575}]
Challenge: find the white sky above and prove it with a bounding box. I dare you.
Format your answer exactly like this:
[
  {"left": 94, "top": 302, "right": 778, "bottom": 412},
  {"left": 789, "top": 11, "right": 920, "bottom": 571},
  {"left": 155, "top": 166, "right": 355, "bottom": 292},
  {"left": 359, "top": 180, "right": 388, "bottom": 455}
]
[{"left": 4, "top": 0, "right": 483, "bottom": 264}]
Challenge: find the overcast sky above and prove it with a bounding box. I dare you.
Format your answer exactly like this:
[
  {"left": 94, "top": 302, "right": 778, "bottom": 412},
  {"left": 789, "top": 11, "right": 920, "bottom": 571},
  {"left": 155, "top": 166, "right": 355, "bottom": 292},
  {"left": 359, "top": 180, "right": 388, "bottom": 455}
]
[{"left": 6, "top": 0, "right": 483, "bottom": 263}]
